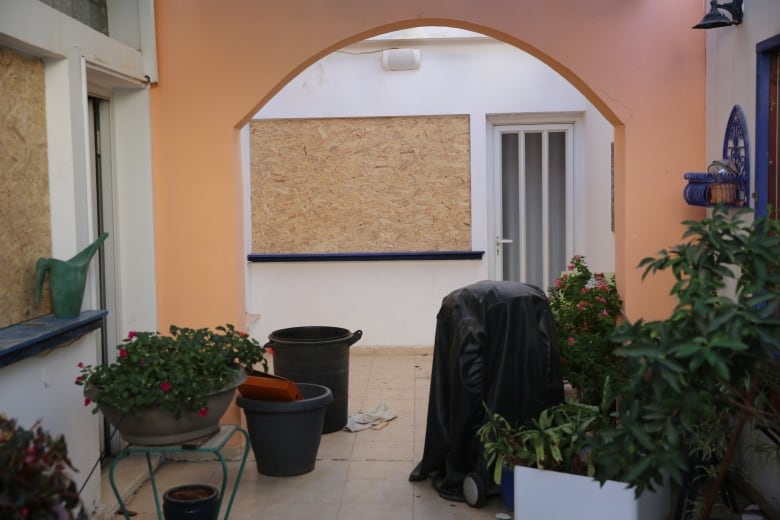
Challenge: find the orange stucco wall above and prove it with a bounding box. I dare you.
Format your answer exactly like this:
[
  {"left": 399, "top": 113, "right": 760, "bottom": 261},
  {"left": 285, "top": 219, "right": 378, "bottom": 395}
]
[{"left": 150, "top": 0, "right": 705, "bottom": 331}]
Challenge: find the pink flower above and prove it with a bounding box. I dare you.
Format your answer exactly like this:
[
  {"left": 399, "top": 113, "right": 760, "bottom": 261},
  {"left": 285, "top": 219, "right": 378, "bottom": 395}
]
[
  {"left": 576, "top": 301, "right": 587, "bottom": 310},
  {"left": 581, "top": 287, "right": 591, "bottom": 294},
  {"left": 198, "top": 407, "right": 209, "bottom": 417},
  {"left": 594, "top": 272, "right": 605, "bottom": 279},
  {"left": 160, "top": 381, "right": 172, "bottom": 392},
  {"left": 118, "top": 348, "right": 129, "bottom": 358},
  {"left": 77, "top": 362, "right": 84, "bottom": 368},
  {"left": 555, "top": 279, "right": 563, "bottom": 288},
  {"left": 75, "top": 375, "right": 82, "bottom": 383},
  {"left": 239, "top": 331, "right": 248, "bottom": 337},
  {"left": 596, "top": 296, "right": 606, "bottom": 303},
  {"left": 567, "top": 263, "right": 575, "bottom": 270},
  {"left": 567, "top": 337, "right": 575, "bottom": 346},
  {"left": 601, "top": 309, "right": 609, "bottom": 317},
  {"left": 127, "top": 331, "right": 136, "bottom": 340},
  {"left": 84, "top": 398, "right": 92, "bottom": 406}
]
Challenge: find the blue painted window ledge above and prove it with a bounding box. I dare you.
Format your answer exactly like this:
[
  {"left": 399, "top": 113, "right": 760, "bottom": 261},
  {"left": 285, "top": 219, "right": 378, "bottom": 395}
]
[
  {"left": 0, "top": 310, "right": 107, "bottom": 369},
  {"left": 248, "top": 251, "right": 485, "bottom": 262}
]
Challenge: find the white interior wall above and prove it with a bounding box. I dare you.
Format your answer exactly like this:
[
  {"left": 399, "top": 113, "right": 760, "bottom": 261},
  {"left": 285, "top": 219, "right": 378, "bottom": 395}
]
[{"left": 247, "top": 33, "right": 614, "bottom": 347}]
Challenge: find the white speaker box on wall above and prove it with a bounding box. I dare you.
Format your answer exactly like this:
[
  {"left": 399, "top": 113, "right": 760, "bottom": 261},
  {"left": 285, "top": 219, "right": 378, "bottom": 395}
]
[{"left": 381, "top": 48, "right": 421, "bottom": 71}]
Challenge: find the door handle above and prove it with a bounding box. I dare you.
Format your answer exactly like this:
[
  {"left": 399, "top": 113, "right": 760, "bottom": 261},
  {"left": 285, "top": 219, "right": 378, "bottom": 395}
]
[{"left": 496, "top": 237, "right": 513, "bottom": 255}]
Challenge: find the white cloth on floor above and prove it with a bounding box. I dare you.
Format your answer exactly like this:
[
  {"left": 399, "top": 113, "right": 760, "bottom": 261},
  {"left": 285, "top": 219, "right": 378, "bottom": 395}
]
[{"left": 344, "top": 402, "right": 398, "bottom": 432}]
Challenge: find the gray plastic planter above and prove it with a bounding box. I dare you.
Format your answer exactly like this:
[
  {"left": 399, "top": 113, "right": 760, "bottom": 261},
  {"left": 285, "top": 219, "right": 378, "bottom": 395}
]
[{"left": 237, "top": 383, "right": 333, "bottom": 476}]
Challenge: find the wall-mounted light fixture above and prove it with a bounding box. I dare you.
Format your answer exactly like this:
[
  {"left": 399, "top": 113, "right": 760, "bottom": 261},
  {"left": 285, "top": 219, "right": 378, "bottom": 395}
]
[{"left": 693, "top": 0, "right": 743, "bottom": 29}]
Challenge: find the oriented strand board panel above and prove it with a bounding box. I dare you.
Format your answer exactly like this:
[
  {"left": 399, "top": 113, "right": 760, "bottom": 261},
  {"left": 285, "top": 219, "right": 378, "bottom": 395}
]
[
  {"left": 0, "top": 47, "right": 52, "bottom": 328},
  {"left": 251, "top": 116, "right": 471, "bottom": 254}
]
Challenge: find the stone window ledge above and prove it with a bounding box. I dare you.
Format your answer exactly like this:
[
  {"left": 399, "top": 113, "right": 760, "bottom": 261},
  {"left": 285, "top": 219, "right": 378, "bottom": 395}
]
[{"left": 0, "top": 310, "right": 107, "bottom": 368}]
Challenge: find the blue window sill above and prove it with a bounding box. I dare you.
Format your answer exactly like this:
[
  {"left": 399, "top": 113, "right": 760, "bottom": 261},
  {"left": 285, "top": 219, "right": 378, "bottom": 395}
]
[
  {"left": 248, "top": 251, "right": 485, "bottom": 262},
  {"left": 0, "top": 310, "right": 107, "bottom": 369}
]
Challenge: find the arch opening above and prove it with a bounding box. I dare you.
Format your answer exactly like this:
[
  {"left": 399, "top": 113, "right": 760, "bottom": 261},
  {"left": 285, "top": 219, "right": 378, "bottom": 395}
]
[{"left": 241, "top": 25, "right": 618, "bottom": 347}]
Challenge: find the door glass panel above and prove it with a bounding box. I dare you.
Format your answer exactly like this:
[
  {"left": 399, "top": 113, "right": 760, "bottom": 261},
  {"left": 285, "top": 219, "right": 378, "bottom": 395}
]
[
  {"left": 524, "top": 132, "right": 543, "bottom": 287},
  {"left": 501, "top": 133, "right": 521, "bottom": 281},
  {"left": 548, "top": 131, "right": 567, "bottom": 281}
]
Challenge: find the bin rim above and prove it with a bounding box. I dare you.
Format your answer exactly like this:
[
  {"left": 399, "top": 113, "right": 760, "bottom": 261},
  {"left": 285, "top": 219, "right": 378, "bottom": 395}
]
[
  {"left": 268, "top": 326, "right": 362, "bottom": 346},
  {"left": 236, "top": 383, "right": 333, "bottom": 413}
]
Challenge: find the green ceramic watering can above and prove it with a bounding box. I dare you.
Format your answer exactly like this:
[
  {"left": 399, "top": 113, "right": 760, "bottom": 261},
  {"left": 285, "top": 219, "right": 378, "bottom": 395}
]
[{"left": 35, "top": 233, "right": 109, "bottom": 318}]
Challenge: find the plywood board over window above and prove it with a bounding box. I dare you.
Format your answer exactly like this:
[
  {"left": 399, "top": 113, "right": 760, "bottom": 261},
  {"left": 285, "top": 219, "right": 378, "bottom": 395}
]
[
  {"left": 0, "top": 47, "right": 52, "bottom": 328},
  {"left": 250, "top": 115, "right": 471, "bottom": 254}
]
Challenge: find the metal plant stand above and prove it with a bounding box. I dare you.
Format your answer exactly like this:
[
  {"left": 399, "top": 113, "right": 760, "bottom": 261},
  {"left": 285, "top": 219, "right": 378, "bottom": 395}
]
[{"left": 109, "top": 425, "right": 250, "bottom": 520}]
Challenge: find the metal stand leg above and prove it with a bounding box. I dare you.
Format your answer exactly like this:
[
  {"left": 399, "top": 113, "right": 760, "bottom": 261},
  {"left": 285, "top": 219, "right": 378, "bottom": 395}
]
[
  {"left": 221, "top": 427, "right": 250, "bottom": 520},
  {"left": 108, "top": 452, "right": 133, "bottom": 520}
]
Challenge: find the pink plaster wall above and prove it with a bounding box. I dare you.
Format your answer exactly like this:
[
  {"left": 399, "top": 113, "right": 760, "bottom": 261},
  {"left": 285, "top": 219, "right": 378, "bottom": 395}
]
[{"left": 150, "top": 0, "right": 706, "bottom": 331}]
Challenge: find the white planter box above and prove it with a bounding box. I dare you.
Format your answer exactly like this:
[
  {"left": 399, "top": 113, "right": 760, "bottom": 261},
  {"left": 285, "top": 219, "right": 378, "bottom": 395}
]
[{"left": 513, "top": 466, "right": 670, "bottom": 520}]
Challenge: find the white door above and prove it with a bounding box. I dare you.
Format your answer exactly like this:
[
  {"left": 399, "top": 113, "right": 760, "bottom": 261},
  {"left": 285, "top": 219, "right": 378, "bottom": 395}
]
[{"left": 493, "top": 124, "right": 573, "bottom": 291}]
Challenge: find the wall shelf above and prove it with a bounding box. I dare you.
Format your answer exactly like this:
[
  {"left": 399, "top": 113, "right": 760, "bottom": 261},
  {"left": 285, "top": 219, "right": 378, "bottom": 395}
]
[
  {"left": 248, "top": 251, "right": 485, "bottom": 263},
  {"left": 683, "top": 105, "right": 750, "bottom": 208}
]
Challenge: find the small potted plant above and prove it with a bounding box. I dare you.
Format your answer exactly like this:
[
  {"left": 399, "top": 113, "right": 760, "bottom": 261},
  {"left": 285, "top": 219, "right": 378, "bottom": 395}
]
[
  {"left": 0, "top": 414, "right": 87, "bottom": 519},
  {"left": 547, "top": 255, "right": 624, "bottom": 405},
  {"left": 476, "top": 379, "right": 671, "bottom": 519},
  {"left": 75, "top": 324, "right": 267, "bottom": 445},
  {"left": 477, "top": 389, "right": 611, "bottom": 485}
]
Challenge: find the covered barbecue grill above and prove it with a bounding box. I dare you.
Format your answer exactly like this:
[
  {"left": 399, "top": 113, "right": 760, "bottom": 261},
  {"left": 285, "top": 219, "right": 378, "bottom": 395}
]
[{"left": 409, "top": 280, "right": 565, "bottom": 503}]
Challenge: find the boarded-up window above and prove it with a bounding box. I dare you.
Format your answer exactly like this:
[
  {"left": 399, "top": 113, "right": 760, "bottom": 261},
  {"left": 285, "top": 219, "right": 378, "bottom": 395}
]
[
  {"left": 0, "top": 47, "right": 52, "bottom": 327},
  {"left": 250, "top": 115, "right": 471, "bottom": 254}
]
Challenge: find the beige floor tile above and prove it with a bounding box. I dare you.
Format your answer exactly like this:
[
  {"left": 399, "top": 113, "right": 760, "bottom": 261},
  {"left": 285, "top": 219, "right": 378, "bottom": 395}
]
[
  {"left": 347, "top": 459, "right": 414, "bottom": 480},
  {"left": 337, "top": 500, "right": 414, "bottom": 520},
  {"left": 352, "top": 437, "right": 415, "bottom": 461},
  {"left": 341, "top": 477, "right": 415, "bottom": 506},
  {"left": 414, "top": 487, "right": 508, "bottom": 519},
  {"left": 258, "top": 460, "right": 348, "bottom": 504},
  {"left": 261, "top": 499, "right": 342, "bottom": 520},
  {"left": 318, "top": 430, "right": 355, "bottom": 460}
]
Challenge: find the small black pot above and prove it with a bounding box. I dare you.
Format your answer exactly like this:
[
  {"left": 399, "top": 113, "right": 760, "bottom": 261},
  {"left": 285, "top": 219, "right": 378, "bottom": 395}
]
[{"left": 162, "top": 484, "right": 220, "bottom": 520}]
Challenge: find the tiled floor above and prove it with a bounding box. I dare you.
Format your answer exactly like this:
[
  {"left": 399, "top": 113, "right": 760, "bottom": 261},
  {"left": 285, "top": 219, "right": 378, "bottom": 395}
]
[{"left": 100, "top": 348, "right": 511, "bottom": 519}]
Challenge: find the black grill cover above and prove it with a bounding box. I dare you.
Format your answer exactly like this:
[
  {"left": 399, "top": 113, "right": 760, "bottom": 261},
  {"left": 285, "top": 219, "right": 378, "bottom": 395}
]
[{"left": 409, "top": 281, "right": 564, "bottom": 494}]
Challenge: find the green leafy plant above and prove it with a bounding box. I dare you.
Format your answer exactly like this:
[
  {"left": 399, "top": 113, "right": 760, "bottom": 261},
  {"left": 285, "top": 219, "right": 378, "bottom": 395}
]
[
  {"left": 477, "top": 379, "right": 614, "bottom": 484},
  {"left": 594, "top": 206, "right": 780, "bottom": 501},
  {"left": 548, "top": 255, "right": 624, "bottom": 404},
  {"left": 0, "top": 414, "right": 86, "bottom": 519},
  {"left": 76, "top": 324, "right": 267, "bottom": 418}
]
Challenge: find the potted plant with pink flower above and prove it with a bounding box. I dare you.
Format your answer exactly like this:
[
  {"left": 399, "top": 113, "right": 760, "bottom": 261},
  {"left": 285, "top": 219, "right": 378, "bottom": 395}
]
[
  {"left": 0, "top": 414, "right": 87, "bottom": 519},
  {"left": 547, "top": 255, "right": 623, "bottom": 405},
  {"left": 75, "top": 324, "right": 267, "bottom": 445}
]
